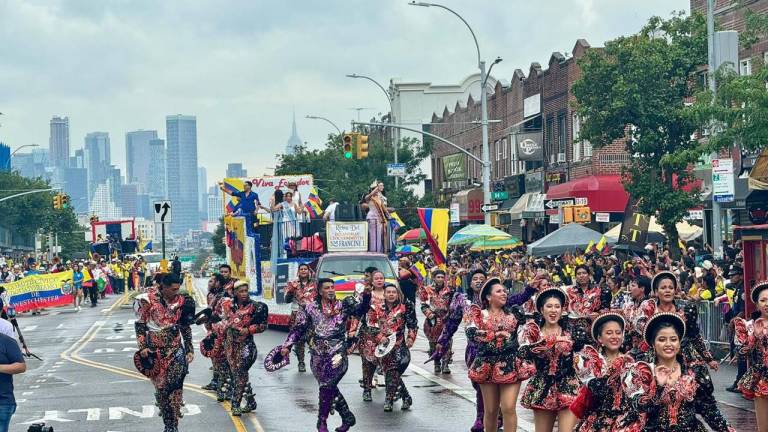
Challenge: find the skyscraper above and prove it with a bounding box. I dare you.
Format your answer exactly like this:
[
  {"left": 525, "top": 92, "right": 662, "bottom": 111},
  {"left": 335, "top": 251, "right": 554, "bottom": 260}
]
[
  {"left": 12, "top": 148, "right": 48, "bottom": 179},
  {"left": 84, "top": 132, "right": 111, "bottom": 201},
  {"left": 285, "top": 112, "right": 302, "bottom": 155},
  {"left": 120, "top": 183, "right": 139, "bottom": 217},
  {"left": 198, "top": 166, "right": 208, "bottom": 220},
  {"left": 0, "top": 143, "right": 10, "bottom": 172},
  {"left": 49, "top": 116, "right": 70, "bottom": 167},
  {"left": 125, "top": 130, "right": 158, "bottom": 188},
  {"left": 148, "top": 139, "right": 166, "bottom": 200},
  {"left": 165, "top": 115, "right": 199, "bottom": 235},
  {"left": 226, "top": 163, "right": 247, "bottom": 178}
]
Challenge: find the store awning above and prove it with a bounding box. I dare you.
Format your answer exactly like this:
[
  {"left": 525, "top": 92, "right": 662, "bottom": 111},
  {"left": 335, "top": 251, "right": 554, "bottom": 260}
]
[
  {"left": 510, "top": 193, "right": 545, "bottom": 219},
  {"left": 749, "top": 148, "right": 768, "bottom": 190},
  {"left": 546, "top": 175, "right": 629, "bottom": 213}
]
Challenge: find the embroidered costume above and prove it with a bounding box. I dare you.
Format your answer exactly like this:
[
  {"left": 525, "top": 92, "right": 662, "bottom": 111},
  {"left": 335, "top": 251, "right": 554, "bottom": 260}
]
[
  {"left": 285, "top": 276, "right": 317, "bottom": 371},
  {"left": 222, "top": 297, "right": 268, "bottom": 415},
  {"left": 377, "top": 299, "right": 418, "bottom": 411},
  {"left": 418, "top": 282, "right": 457, "bottom": 373},
  {"left": 734, "top": 317, "right": 768, "bottom": 399}
]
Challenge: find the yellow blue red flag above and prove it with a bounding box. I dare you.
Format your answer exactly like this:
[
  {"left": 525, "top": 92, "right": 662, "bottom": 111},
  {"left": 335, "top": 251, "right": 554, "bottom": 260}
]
[{"left": 417, "top": 208, "right": 449, "bottom": 266}]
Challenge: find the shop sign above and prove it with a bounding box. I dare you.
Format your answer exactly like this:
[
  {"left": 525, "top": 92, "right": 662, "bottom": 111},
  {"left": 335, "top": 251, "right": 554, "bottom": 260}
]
[
  {"left": 516, "top": 132, "right": 543, "bottom": 161},
  {"left": 525, "top": 171, "right": 543, "bottom": 193},
  {"left": 443, "top": 153, "right": 467, "bottom": 182},
  {"left": 595, "top": 212, "right": 610, "bottom": 223}
]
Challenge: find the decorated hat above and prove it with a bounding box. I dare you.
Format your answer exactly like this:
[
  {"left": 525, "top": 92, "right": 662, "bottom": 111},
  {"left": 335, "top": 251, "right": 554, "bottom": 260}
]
[
  {"left": 535, "top": 286, "right": 568, "bottom": 311},
  {"left": 479, "top": 277, "right": 503, "bottom": 307},
  {"left": 133, "top": 349, "right": 160, "bottom": 378},
  {"left": 591, "top": 312, "right": 626, "bottom": 342},
  {"left": 651, "top": 271, "right": 678, "bottom": 293},
  {"left": 750, "top": 280, "right": 768, "bottom": 304},
  {"left": 643, "top": 312, "right": 686, "bottom": 346},
  {"left": 264, "top": 345, "right": 291, "bottom": 372}
]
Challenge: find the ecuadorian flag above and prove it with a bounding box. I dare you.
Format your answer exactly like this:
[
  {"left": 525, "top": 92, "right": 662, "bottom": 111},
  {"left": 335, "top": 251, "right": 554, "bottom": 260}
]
[
  {"left": 223, "top": 178, "right": 245, "bottom": 213},
  {"left": 304, "top": 187, "right": 323, "bottom": 218},
  {"left": 389, "top": 211, "right": 405, "bottom": 232},
  {"left": 417, "top": 208, "right": 449, "bottom": 266}
]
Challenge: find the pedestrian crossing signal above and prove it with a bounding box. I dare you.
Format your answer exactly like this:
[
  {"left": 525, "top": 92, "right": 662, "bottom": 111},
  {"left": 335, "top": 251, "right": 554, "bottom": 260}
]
[
  {"left": 342, "top": 133, "right": 354, "bottom": 159},
  {"left": 356, "top": 134, "right": 369, "bottom": 159},
  {"left": 53, "top": 194, "right": 62, "bottom": 209}
]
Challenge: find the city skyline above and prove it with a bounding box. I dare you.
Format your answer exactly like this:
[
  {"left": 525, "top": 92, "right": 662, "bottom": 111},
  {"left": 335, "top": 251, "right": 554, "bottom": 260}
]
[{"left": 0, "top": 0, "right": 688, "bottom": 179}]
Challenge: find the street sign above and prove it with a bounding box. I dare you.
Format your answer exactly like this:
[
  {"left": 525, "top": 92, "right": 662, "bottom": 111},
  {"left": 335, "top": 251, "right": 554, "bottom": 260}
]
[
  {"left": 154, "top": 200, "right": 172, "bottom": 223},
  {"left": 575, "top": 197, "right": 588, "bottom": 206},
  {"left": 491, "top": 191, "right": 508, "bottom": 201},
  {"left": 544, "top": 197, "right": 574, "bottom": 209},
  {"left": 712, "top": 158, "right": 735, "bottom": 203},
  {"left": 481, "top": 203, "right": 499, "bottom": 213},
  {"left": 595, "top": 212, "right": 610, "bottom": 223},
  {"left": 386, "top": 163, "right": 406, "bottom": 177}
]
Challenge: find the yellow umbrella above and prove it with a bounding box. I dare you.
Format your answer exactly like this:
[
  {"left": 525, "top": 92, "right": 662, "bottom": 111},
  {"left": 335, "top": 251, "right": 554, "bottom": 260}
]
[{"left": 469, "top": 236, "right": 523, "bottom": 251}]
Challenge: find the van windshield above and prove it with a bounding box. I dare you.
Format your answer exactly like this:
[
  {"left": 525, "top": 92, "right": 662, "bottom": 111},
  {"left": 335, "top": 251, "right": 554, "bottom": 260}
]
[{"left": 318, "top": 257, "right": 395, "bottom": 279}]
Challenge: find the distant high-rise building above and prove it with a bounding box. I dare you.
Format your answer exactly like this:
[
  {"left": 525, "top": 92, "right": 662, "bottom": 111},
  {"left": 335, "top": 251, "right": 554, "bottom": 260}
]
[
  {"left": 120, "top": 183, "right": 139, "bottom": 217},
  {"left": 147, "top": 139, "right": 166, "bottom": 200},
  {"left": 166, "top": 115, "right": 199, "bottom": 234},
  {"left": 107, "top": 166, "right": 122, "bottom": 210},
  {"left": 226, "top": 163, "right": 247, "bottom": 178},
  {"left": 49, "top": 116, "right": 70, "bottom": 167},
  {"left": 69, "top": 148, "right": 86, "bottom": 169},
  {"left": 0, "top": 143, "right": 10, "bottom": 172},
  {"left": 285, "top": 112, "right": 302, "bottom": 156},
  {"left": 207, "top": 194, "right": 223, "bottom": 221},
  {"left": 198, "top": 166, "right": 208, "bottom": 219},
  {"left": 62, "top": 167, "right": 88, "bottom": 213},
  {"left": 84, "top": 132, "right": 111, "bottom": 201},
  {"left": 12, "top": 148, "right": 49, "bottom": 179},
  {"left": 125, "top": 130, "right": 158, "bottom": 188},
  {"left": 90, "top": 180, "right": 121, "bottom": 219},
  {"left": 136, "top": 193, "right": 152, "bottom": 220}
]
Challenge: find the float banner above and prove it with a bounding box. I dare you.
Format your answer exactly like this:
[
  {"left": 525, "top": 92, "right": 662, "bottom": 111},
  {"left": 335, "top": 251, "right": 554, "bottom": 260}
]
[
  {"left": 6, "top": 270, "right": 75, "bottom": 313},
  {"left": 618, "top": 198, "right": 651, "bottom": 249},
  {"left": 224, "top": 215, "right": 247, "bottom": 279},
  {"left": 222, "top": 175, "right": 314, "bottom": 216},
  {"left": 327, "top": 221, "right": 368, "bottom": 252}
]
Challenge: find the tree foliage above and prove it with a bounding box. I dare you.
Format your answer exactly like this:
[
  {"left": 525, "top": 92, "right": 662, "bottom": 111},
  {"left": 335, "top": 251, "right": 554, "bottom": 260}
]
[
  {"left": 275, "top": 125, "right": 435, "bottom": 228},
  {"left": 0, "top": 171, "right": 88, "bottom": 259},
  {"left": 572, "top": 12, "right": 708, "bottom": 245},
  {"left": 211, "top": 216, "right": 226, "bottom": 258}
]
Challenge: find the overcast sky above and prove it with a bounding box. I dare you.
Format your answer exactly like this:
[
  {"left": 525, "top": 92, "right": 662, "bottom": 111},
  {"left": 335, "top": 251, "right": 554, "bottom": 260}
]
[{"left": 0, "top": 0, "right": 689, "bottom": 185}]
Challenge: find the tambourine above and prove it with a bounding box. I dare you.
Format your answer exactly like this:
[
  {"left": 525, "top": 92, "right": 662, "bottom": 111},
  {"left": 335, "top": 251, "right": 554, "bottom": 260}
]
[
  {"left": 374, "top": 333, "right": 397, "bottom": 358},
  {"left": 264, "top": 345, "right": 291, "bottom": 372},
  {"left": 133, "top": 349, "right": 160, "bottom": 378}
]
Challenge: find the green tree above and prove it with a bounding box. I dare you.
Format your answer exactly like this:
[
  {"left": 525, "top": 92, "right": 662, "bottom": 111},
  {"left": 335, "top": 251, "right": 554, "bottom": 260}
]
[
  {"left": 572, "top": 12, "right": 708, "bottom": 247},
  {"left": 275, "top": 126, "right": 434, "bottom": 228},
  {"left": 211, "top": 216, "right": 226, "bottom": 257},
  {"left": 0, "top": 171, "right": 88, "bottom": 259}
]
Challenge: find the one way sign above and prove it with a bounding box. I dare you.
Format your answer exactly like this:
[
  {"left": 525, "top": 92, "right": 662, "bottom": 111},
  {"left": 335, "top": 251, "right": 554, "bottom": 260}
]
[{"left": 153, "top": 200, "right": 172, "bottom": 223}]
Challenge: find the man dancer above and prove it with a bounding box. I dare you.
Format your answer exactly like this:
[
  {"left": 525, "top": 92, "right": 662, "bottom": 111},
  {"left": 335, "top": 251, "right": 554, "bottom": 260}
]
[
  {"left": 418, "top": 269, "right": 456, "bottom": 374},
  {"left": 274, "top": 278, "right": 371, "bottom": 432},
  {"left": 284, "top": 263, "right": 317, "bottom": 373},
  {"left": 200, "top": 274, "right": 225, "bottom": 392},
  {"left": 219, "top": 264, "right": 236, "bottom": 296}
]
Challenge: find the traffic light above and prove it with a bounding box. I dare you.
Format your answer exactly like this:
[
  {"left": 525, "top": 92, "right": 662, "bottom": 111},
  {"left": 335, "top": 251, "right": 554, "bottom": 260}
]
[
  {"left": 342, "top": 133, "right": 355, "bottom": 159},
  {"left": 61, "top": 194, "right": 70, "bottom": 209},
  {"left": 53, "top": 194, "right": 62, "bottom": 209},
  {"left": 356, "top": 134, "right": 369, "bottom": 159}
]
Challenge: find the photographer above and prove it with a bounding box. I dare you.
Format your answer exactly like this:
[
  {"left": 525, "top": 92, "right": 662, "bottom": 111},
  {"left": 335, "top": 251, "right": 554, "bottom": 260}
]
[{"left": 0, "top": 329, "right": 25, "bottom": 432}]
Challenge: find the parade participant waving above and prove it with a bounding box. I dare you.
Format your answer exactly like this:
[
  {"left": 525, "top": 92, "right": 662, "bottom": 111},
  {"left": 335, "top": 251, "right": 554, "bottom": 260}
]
[
  {"left": 623, "top": 312, "right": 735, "bottom": 432},
  {"left": 418, "top": 269, "right": 457, "bottom": 374},
  {"left": 269, "top": 278, "right": 372, "bottom": 432},
  {"left": 133, "top": 274, "right": 196, "bottom": 432},
  {"left": 637, "top": 271, "right": 718, "bottom": 369},
  {"left": 221, "top": 280, "right": 268, "bottom": 416},
  {"left": 377, "top": 283, "right": 417, "bottom": 412},
  {"left": 570, "top": 312, "right": 635, "bottom": 432},
  {"left": 733, "top": 280, "right": 768, "bottom": 430},
  {"left": 565, "top": 264, "right": 611, "bottom": 332},
  {"left": 518, "top": 286, "right": 584, "bottom": 432},
  {"left": 466, "top": 277, "right": 534, "bottom": 432},
  {"left": 358, "top": 270, "right": 386, "bottom": 402},
  {"left": 284, "top": 263, "right": 317, "bottom": 373}
]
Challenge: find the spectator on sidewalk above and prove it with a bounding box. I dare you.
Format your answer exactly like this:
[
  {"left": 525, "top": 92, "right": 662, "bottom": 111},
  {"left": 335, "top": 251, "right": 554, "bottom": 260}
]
[
  {"left": 0, "top": 331, "right": 25, "bottom": 432},
  {"left": 726, "top": 264, "right": 746, "bottom": 393},
  {"left": 171, "top": 255, "right": 182, "bottom": 277}
]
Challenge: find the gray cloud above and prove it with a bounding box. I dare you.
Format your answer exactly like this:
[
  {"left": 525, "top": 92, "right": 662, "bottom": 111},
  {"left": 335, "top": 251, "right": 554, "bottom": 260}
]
[{"left": 0, "top": 0, "right": 689, "bottom": 183}]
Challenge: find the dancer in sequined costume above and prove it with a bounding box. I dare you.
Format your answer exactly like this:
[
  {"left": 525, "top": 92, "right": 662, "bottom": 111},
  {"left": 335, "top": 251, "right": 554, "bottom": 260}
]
[
  {"left": 274, "top": 277, "right": 372, "bottom": 432},
  {"left": 285, "top": 263, "right": 317, "bottom": 373},
  {"left": 733, "top": 280, "right": 768, "bottom": 429},
  {"left": 377, "top": 283, "right": 418, "bottom": 412},
  {"left": 358, "top": 270, "right": 386, "bottom": 402},
  {"left": 134, "top": 274, "right": 196, "bottom": 432},
  {"left": 200, "top": 274, "right": 225, "bottom": 392},
  {"left": 418, "top": 269, "right": 456, "bottom": 374},
  {"left": 564, "top": 264, "right": 611, "bottom": 333},
  {"left": 222, "top": 280, "right": 268, "bottom": 416}
]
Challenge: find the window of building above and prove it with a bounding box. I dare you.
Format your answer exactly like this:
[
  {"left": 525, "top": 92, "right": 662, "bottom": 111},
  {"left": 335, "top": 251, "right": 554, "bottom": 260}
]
[
  {"left": 545, "top": 115, "right": 554, "bottom": 163},
  {"left": 557, "top": 112, "right": 567, "bottom": 158},
  {"left": 572, "top": 113, "right": 581, "bottom": 162},
  {"left": 740, "top": 58, "right": 752, "bottom": 76}
]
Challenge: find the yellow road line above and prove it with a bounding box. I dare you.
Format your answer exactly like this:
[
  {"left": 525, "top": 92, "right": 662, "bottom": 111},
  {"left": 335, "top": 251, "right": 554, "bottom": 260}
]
[{"left": 60, "top": 313, "right": 263, "bottom": 431}]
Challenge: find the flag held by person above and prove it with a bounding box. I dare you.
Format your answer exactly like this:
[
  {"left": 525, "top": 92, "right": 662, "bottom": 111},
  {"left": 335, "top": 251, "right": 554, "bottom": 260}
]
[
  {"left": 595, "top": 235, "right": 607, "bottom": 252},
  {"left": 417, "top": 208, "right": 449, "bottom": 266},
  {"left": 410, "top": 261, "right": 427, "bottom": 283},
  {"left": 389, "top": 211, "right": 405, "bottom": 232},
  {"left": 584, "top": 239, "right": 595, "bottom": 254},
  {"left": 304, "top": 187, "right": 323, "bottom": 218}
]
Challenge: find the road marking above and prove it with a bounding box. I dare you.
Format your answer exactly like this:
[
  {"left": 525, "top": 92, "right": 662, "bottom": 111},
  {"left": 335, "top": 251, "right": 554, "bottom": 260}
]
[
  {"left": 61, "top": 313, "right": 262, "bottom": 432},
  {"left": 21, "top": 325, "right": 37, "bottom": 332},
  {"left": 407, "top": 363, "right": 536, "bottom": 432}
]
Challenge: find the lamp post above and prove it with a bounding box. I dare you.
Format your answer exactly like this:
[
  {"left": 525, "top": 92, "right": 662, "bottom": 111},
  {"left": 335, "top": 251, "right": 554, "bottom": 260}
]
[
  {"left": 408, "top": 1, "right": 499, "bottom": 224},
  {"left": 346, "top": 73, "right": 400, "bottom": 188},
  {"left": 305, "top": 115, "right": 342, "bottom": 136},
  {"left": 7, "top": 144, "right": 40, "bottom": 171}
]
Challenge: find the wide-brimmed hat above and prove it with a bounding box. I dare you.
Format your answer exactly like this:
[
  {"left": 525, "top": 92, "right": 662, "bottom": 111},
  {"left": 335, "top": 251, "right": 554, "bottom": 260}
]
[
  {"left": 643, "top": 312, "right": 686, "bottom": 346},
  {"left": 479, "top": 277, "right": 503, "bottom": 307},
  {"left": 751, "top": 280, "right": 768, "bottom": 304},
  {"left": 591, "top": 312, "right": 626, "bottom": 342},
  {"left": 651, "top": 271, "right": 678, "bottom": 293},
  {"left": 535, "top": 286, "right": 568, "bottom": 311},
  {"left": 264, "top": 346, "right": 291, "bottom": 372},
  {"left": 727, "top": 265, "right": 744, "bottom": 278},
  {"left": 133, "top": 349, "right": 160, "bottom": 378}
]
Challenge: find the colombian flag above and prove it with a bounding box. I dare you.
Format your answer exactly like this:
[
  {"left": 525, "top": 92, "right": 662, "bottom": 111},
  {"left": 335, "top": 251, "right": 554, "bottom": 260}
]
[
  {"left": 410, "top": 261, "right": 427, "bottom": 283},
  {"left": 304, "top": 187, "right": 323, "bottom": 218},
  {"left": 389, "top": 211, "right": 405, "bottom": 232},
  {"left": 223, "top": 178, "right": 245, "bottom": 213},
  {"left": 417, "top": 208, "right": 449, "bottom": 266},
  {"left": 595, "top": 235, "right": 607, "bottom": 252}
]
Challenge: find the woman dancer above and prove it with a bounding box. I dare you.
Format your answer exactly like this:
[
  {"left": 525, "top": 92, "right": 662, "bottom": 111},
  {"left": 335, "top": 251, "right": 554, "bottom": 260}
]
[
  {"left": 518, "top": 287, "right": 583, "bottom": 432},
  {"left": 272, "top": 278, "right": 372, "bottom": 432},
  {"left": 285, "top": 263, "right": 317, "bottom": 373},
  {"left": 637, "top": 271, "right": 718, "bottom": 369},
  {"left": 358, "top": 270, "right": 386, "bottom": 402},
  {"left": 466, "top": 277, "right": 534, "bottom": 432},
  {"left": 134, "top": 274, "right": 196, "bottom": 432},
  {"left": 570, "top": 312, "right": 635, "bottom": 431},
  {"left": 377, "top": 283, "right": 417, "bottom": 412},
  {"left": 623, "top": 312, "right": 735, "bottom": 432},
  {"left": 222, "top": 281, "right": 268, "bottom": 416},
  {"left": 734, "top": 280, "right": 768, "bottom": 431}
]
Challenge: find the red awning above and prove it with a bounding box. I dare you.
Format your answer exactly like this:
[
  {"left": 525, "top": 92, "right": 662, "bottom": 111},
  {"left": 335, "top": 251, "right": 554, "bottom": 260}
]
[{"left": 546, "top": 175, "right": 629, "bottom": 213}]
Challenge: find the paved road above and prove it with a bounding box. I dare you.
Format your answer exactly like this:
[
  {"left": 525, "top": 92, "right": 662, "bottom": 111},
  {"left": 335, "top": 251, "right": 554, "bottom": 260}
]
[{"left": 7, "top": 280, "right": 758, "bottom": 431}]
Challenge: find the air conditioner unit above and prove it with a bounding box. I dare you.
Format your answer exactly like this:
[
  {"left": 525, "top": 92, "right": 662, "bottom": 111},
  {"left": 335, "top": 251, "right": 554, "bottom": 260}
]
[
  {"left": 550, "top": 154, "right": 556, "bottom": 165},
  {"left": 557, "top": 153, "right": 566, "bottom": 163}
]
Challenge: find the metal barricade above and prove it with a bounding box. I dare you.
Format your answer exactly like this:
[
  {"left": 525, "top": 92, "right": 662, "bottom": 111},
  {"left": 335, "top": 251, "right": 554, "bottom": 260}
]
[{"left": 696, "top": 300, "right": 731, "bottom": 348}]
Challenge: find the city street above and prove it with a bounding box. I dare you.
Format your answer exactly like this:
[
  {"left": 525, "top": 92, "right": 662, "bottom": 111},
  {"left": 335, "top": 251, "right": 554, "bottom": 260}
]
[{"left": 6, "top": 279, "right": 758, "bottom": 432}]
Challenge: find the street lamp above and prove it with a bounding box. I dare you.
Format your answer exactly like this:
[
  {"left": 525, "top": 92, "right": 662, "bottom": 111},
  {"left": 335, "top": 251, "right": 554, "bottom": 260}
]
[
  {"left": 7, "top": 144, "right": 39, "bottom": 170},
  {"left": 408, "top": 1, "right": 498, "bottom": 224},
  {"left": 305, "top": 115, "right": 342, "bottom": 136},
  {"left": 346, "top": 73, "right": 400, "bottom": 188}
]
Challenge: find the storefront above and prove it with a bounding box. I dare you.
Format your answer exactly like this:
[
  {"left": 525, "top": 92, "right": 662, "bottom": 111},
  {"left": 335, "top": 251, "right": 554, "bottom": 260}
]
[
  {"left": 490, "top": 175, "right": 525, "bottom": 231},
  {"left": 509, "top": 192, "right": 546, "bottom": 243},
  {"left": 452, "top": 188, "right": 484, "bottom": 223},
  {"left": 545, "top": 175, "right": 629, "bottom": 231}
]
